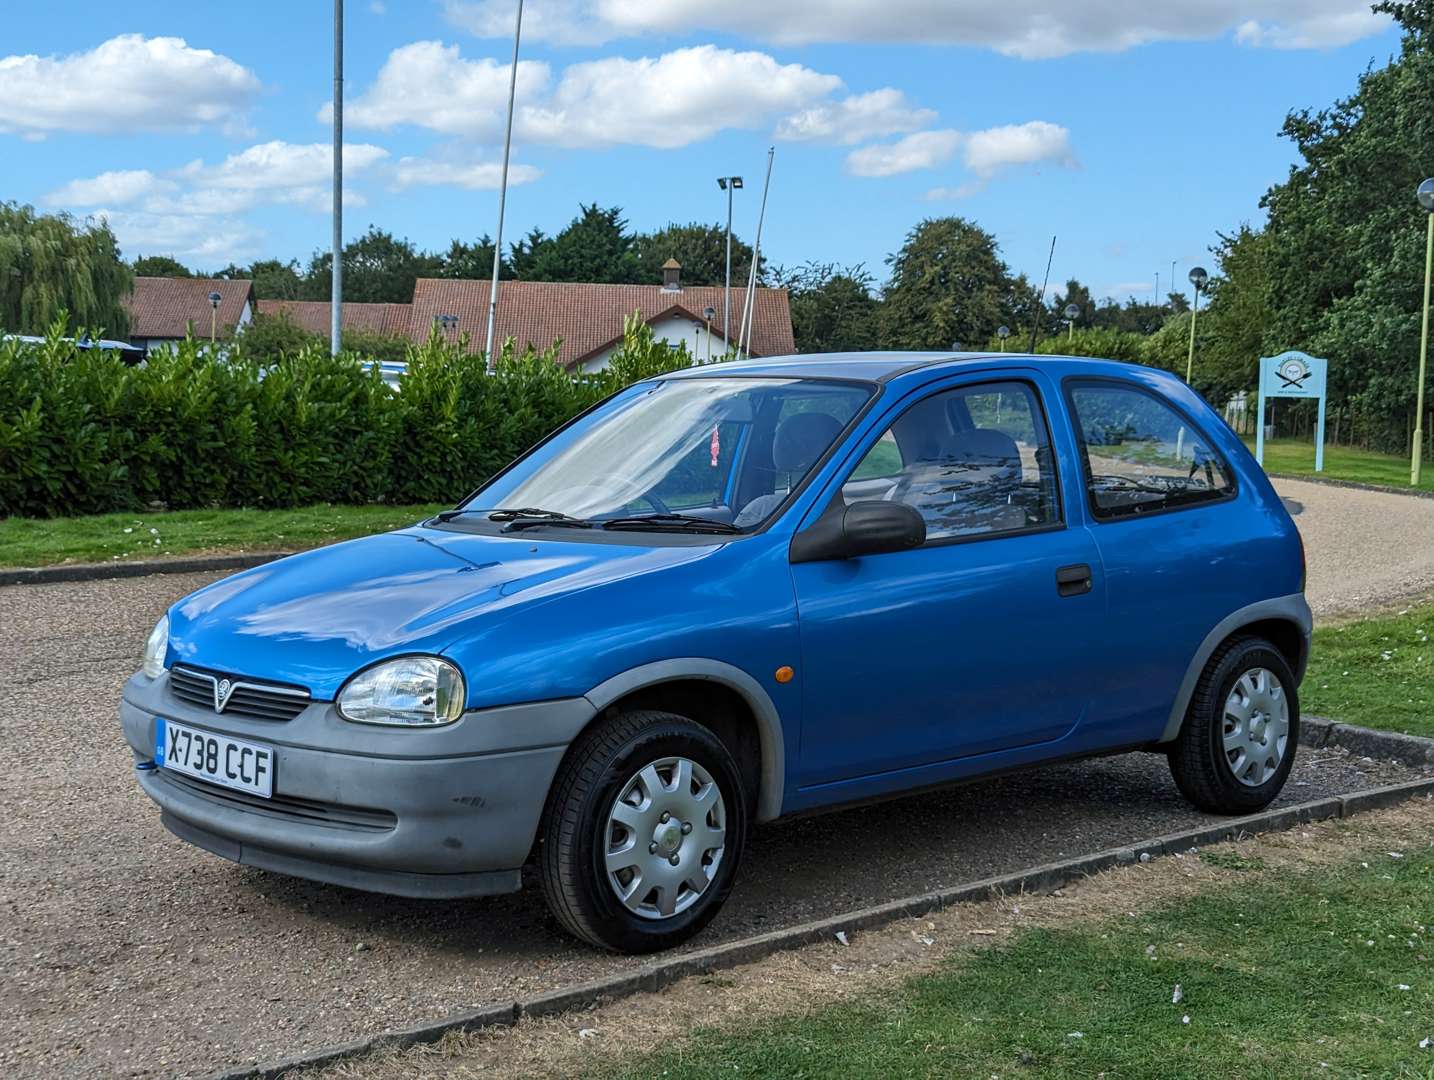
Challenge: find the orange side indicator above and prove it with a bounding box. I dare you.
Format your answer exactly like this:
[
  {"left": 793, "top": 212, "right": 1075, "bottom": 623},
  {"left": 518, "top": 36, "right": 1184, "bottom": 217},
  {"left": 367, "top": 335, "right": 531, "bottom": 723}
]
[{"left": 774, "top": 666, "right": 795, "bottom": 684}]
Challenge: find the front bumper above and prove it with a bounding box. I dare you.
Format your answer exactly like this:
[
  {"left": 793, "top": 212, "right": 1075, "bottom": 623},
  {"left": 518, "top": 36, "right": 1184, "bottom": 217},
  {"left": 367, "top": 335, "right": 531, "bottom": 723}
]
[{"left": 120, "top": 672, "right": 593, "bottom": 898}]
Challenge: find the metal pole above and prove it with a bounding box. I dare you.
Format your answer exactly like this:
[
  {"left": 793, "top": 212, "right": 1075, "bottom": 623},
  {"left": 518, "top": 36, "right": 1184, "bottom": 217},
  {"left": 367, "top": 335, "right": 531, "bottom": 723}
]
[
  {"left": 1414, "top": 212, "right": 1433, "bottom": 485},
  {"left": 211, "top": 307, "right": 217, "bottom": 344},
  {"left": 738, "top": 148, "right": 774, "bottom": 359},
  {"left": 723, "top": 184, "right": 733, "bottom": 351},
  {"left": 485, "top": 0, "right": 524, "bottom": 375},
  {"left": 1170, "top": 261, "right": 1176, "bottom": 306},
  {"left": 330, "top": 0, "right": 343, "bottom": 356},
  {"left": 1185, "top": 285, "right": 1201, "bottom": 382}
]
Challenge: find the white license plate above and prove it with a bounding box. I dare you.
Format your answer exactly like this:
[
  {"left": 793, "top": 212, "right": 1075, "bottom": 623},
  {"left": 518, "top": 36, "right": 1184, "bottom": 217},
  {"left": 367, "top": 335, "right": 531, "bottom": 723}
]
[{"left": 156, "top": 718, "right": 274, "bottom": 798}]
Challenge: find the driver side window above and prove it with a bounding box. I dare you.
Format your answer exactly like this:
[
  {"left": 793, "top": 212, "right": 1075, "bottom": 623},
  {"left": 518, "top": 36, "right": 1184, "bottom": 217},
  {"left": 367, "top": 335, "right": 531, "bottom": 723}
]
[{"left": 842, "top": 381, "right": 1062, "bottom": 543}]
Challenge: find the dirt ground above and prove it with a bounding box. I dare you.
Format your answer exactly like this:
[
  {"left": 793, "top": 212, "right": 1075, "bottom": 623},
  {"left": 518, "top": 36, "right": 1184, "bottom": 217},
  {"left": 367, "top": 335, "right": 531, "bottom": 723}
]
[{"left": 307, "top": 796, "right": 1434, "bottom": 1080}]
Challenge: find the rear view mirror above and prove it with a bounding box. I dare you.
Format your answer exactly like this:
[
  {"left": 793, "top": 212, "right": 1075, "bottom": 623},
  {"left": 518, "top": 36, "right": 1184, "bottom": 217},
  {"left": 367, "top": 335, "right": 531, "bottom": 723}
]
[{"left": 789, "top": 501, "right": 926, "bottom": 563}]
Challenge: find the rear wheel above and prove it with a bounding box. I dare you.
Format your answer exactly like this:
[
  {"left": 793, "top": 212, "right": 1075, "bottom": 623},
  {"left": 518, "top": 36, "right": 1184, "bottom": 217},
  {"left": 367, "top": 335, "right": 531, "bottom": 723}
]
[
  {"left": 1168, "top": 636, "right": 1299, "bottom": 814},
  {"left": 539, "top": 709, "right": 748, "bottom": 953}
]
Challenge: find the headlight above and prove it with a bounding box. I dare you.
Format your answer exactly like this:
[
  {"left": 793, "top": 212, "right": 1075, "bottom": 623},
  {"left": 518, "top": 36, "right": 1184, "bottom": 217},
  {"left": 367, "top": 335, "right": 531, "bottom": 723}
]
[
  {"left": 337, "top": 657, "right": 466, "bottom": 727},
  {"left": 142, "top": 615, "right": 169, "bottom": 679}
]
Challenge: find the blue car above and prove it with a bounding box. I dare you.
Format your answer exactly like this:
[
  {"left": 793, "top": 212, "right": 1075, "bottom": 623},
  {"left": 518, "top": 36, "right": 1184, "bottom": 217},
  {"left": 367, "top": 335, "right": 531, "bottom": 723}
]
[{"left": 122, "top": 353, "right": 1310, "bottom": 953}]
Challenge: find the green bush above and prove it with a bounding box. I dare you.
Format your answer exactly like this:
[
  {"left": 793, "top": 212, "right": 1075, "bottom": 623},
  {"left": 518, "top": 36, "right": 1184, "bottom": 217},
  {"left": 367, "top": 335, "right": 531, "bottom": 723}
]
[{"left": 0, "top": 313, "right": 693, "bottom": 518}]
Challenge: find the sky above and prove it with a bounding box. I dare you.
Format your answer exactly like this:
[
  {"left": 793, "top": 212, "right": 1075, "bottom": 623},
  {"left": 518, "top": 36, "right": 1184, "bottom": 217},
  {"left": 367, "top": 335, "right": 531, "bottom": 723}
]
[{"left": 1, "top": 1, "right": 1406, "bottom": 304}]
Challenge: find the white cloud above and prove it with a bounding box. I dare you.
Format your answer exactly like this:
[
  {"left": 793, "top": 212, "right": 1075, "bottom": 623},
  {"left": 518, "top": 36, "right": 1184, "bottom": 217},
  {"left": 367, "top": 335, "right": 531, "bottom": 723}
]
[
  {"left": 0, "top": 34, "right": 260, "bottom": 136},
  {"left": 445, "top": 0, "right": 1388, "bottom": 58},
  {"left": 846, "top": 129, "right": 963, "bottom": 177},
  {"left": 342, "top": 41, "right": 841, "bottom": 149},
  {"left": 337, "top": 41, "right": 550, "bottom": 137},
  {"left": 1106, "top": 280, "right": 1156, "bottom": 297},
  {"left": 391, "top": 157, "right": 543, "bottom": 190},
  {"left": 776, "top": 88, "right": 936, "bottom": 145},
  {"left": 852, "top": 120, "right": 1074, "bottom": 195},
  {"left": 44, "top": 143, "right": 390, "bottom": 262},
  {"left": 42, "top": 170, "right": 172, "bottom": 209},
  {"left": 94, "top": 209, "right": 261, "bottom": 264},
  {"left": 522, "top": 46, "right": 840, "bottom": 148},
  {"left": 962, "top": 120, "right": 1074, "bottom": 176}
]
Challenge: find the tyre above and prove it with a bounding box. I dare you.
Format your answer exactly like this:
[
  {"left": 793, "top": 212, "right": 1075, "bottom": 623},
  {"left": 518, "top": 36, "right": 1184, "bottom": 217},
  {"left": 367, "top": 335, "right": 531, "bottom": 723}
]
[
  {"left": 1168, "top": 636, "right": 1300, "bottom": 814},
  {"left": 538, "top": 709, "right": 748, "bottom": 953}
]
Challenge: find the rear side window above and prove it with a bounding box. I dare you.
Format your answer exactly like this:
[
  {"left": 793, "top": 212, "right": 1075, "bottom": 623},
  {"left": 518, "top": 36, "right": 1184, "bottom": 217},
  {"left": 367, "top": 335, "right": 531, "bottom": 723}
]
[{"left": 1066, "top": 380, "right": 1234, "bottom": 519}]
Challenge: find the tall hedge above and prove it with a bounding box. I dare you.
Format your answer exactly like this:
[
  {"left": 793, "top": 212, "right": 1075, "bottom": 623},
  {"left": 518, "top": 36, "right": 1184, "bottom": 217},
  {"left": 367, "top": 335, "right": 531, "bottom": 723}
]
[{"left": 0, "top": 316, "right": 691, "bottom": 518}]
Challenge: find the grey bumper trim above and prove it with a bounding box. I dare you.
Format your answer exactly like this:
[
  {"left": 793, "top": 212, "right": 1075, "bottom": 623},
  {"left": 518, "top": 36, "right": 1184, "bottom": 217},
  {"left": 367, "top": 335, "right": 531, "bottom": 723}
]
[{"left": 162, "top": 813, "right": 522, "bottom": 899}]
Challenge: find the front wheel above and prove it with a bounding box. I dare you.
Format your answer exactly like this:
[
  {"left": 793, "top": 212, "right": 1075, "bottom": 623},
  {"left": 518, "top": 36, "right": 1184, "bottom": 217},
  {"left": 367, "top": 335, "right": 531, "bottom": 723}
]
[
  {"left": 538, "top": 709, "right": 748, "bottom": 953},
  {"left": 1168, "top": 636, "right": 1300, "bottom": 814}
]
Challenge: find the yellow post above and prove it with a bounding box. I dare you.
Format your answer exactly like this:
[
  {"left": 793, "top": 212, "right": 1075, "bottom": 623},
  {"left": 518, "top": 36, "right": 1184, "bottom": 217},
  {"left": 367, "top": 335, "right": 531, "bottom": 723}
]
[
  {"left": 1185, "top": 287, "right": 1201, "bottom": 383},
  {"left": 1414, "top": 209, "right": 1433, "bottom": 485}
]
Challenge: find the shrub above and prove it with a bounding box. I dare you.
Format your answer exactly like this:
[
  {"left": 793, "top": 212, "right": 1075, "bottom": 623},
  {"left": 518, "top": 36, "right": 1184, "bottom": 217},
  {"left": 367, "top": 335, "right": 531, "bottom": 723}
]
[{"left": 0, "top": 315, "right": 694, "bottom": 518}]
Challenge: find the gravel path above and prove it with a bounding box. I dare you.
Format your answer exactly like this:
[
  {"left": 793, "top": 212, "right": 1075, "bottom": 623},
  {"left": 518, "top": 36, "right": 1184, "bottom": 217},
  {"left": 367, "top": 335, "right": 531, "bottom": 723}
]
[
  {"left": 1274, "top": 477, "right": 1434, "bottom": 617},
  {"left": 3, "top": 481, "right": 1433, "bottom": 1079}
]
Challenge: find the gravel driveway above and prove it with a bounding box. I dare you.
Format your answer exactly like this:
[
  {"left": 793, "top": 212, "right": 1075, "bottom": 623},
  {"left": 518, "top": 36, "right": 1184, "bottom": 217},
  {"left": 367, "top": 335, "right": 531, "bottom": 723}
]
[
  {"left": 1274, "top": 477, "right": 1434, "bottom": 617},
  {"left": 3, "top": 481, "right": 1433, "bottom": 1079}
]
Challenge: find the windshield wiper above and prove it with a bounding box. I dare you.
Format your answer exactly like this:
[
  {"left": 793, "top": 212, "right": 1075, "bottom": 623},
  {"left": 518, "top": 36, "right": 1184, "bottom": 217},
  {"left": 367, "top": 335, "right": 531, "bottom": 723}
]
[
  {"left": 434, "top": 507, "right": 594, "bottom": 529},
  {"left": 600, "top": 514, "right": 743, "bottom": 535}
]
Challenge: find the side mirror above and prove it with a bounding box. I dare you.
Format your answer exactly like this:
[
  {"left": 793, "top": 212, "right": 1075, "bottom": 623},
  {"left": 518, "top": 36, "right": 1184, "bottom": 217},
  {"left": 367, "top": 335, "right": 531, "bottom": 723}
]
[{"left": 789, "top": 501, "right": 926, "bottom": 564}]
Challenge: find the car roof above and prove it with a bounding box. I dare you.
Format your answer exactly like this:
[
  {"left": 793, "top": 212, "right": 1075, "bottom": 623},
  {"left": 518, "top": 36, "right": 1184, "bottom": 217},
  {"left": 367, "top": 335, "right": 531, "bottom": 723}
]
[{"left": 660, "top": 351, "right": 1148, "bottom": 384}]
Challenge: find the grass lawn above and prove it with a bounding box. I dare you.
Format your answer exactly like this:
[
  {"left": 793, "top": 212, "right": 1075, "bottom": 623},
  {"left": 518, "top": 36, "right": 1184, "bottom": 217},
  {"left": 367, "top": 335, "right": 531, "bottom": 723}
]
[
  {"left": 1304, "top": 603, "right": 1434, "bottom": 738},
  {"left": 1246, "top": 436, "right": 1433, "bottom": 493},
  {"left": 614, "top": 843, "right": 1434, "bottom": 1079},
  {"left": 0, "top": 503, "right": 444, "bottom": 568}
]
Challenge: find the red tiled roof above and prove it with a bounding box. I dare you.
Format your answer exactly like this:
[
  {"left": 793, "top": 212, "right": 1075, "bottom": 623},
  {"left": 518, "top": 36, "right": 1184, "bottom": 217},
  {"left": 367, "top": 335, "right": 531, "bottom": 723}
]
[
  {"left": 124, "top": 278, "right": 253, "bottom": 340},
  {"left": 255, "top": 300, "right": 411, "bottom": 337},
  {"left": 406, "top": 279, "right": 796, "bottom": 367}
]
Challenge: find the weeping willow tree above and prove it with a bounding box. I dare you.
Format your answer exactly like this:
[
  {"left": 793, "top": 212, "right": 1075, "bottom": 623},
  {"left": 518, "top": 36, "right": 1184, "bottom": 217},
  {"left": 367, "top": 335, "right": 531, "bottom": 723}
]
[{"left": 0, "top": 203, "right": 133, "bottom": 336}]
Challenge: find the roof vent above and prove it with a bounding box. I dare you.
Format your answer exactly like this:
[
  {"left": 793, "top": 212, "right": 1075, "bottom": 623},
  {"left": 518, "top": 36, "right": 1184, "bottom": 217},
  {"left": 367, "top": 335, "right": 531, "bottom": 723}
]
[{"left": 661, "top": 258, "right": 681, "bottom": 292}]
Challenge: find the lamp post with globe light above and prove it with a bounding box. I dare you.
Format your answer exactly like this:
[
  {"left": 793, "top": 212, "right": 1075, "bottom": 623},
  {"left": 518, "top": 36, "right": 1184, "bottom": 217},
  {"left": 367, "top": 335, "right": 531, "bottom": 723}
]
[
  {"left": 208, "top": 291, "right": 222, "bottom": 344},
  {"left": 1413, "top": 178, "right": 1434, "bottom": 485},
  {"left": 1185, "top": 267, "right": 1209, "bottom": 383},
  {"left": 997, "top": 325, "right": 1011, "bottom": 352},
  {"left": 1063, "top": 303, "right": 1080, "bottom": 341}
]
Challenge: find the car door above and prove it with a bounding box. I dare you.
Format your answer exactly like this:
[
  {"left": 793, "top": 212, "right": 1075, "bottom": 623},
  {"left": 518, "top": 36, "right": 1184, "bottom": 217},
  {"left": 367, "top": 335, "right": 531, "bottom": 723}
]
[{"left": 789, "top": 373, "right": 1109, "bottom": 790}]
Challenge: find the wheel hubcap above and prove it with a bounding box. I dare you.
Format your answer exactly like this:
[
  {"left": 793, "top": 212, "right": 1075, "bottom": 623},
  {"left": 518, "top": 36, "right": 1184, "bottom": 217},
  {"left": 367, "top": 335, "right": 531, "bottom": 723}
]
[
  {"left": 603, "top": 756, "right": 727, "bottom": 920},
  {"left": 1222, "top": 667, "right": 1289, "bottom": 787}
]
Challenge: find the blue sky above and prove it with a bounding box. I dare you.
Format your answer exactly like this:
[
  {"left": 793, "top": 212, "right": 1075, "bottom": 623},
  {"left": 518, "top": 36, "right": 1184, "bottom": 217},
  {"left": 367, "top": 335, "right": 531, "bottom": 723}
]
[{"left": 2, "top": 1, "right": 1403, "bottom": 302}]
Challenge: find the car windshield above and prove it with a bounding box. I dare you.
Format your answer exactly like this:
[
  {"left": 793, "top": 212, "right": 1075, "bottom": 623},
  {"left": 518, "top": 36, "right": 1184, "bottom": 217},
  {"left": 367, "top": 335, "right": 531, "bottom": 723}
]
[{"left": 463, "top": 377, "right": 873, "bottom": 532}]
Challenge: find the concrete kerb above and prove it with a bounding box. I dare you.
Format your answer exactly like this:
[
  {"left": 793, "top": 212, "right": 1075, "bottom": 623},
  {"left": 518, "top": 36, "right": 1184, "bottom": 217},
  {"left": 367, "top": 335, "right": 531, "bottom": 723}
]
[
  {"left": 211, "top": 720, "right": 1434, "bottom": 1080},
  {"left": 0, "top": 551, "right": 295, "bottom": 588},
  {"left": 1266, "top": 471, "right": 1434, "bottom": 501}
]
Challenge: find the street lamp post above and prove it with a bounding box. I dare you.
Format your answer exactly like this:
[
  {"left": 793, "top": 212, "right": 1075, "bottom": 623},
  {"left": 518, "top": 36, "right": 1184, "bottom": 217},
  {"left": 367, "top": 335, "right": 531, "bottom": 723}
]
[
  {"left": 1414, "top": 178, "right": 1434, "bottom": 485},
  {"left": 997, "top": 325, "right": 1011, "bottom": 352},
  {"left": 1186, "top": 266, "right": 1209, "bottom": 383},
  {"left": 716, "top": 176, "right": 743, "bottom": 350},
  {"left": 1063, "top": 303, "right": 1080, "bottom": 341},
  {"left": 703, "top": 306, "right": 715, "bottom": 364},
  {"left": 208, "top": 291, "right": 222, "bottom": 344}
]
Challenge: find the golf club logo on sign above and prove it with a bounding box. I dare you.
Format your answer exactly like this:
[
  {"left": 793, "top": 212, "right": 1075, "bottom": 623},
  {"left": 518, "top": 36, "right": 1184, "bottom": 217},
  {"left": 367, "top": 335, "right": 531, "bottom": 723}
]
[{"left": 1277, "top": 356, "right": 1311, "bottom": 390}]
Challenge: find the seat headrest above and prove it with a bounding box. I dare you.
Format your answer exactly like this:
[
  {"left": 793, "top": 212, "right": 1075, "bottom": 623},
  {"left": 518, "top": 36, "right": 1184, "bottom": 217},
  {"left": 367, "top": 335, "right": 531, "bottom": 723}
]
[
  {"left": 773, "top": 412, "right": 843, "bottom": 473},
  {"left": 951, "top": 428, "right": 1020, "bottom": 468}
]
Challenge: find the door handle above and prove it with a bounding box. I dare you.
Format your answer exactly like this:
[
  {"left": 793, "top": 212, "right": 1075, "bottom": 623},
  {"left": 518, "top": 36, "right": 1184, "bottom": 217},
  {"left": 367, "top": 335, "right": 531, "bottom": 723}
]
[{"left": 1056, "top": 563, "right": 1093, "bottom": 597}]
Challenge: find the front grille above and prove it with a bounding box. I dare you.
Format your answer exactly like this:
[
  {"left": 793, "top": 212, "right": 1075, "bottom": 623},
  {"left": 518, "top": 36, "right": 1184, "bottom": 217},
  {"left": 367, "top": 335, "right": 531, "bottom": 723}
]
[
  {"left": 160, "top": 770, "right": 396, "bottom": 833},
  {"left": 169, "top": 665, "right": 310, "bottom": 722}
]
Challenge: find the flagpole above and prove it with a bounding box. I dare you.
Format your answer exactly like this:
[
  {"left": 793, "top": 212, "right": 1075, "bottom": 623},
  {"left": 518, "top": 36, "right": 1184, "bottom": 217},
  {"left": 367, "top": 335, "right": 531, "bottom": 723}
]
[
  {"left": 738, "top": 147, "right": 774, "bottom": 358},
  {"left": 485, "top": 0, "right": 524, "bottom": 375}
]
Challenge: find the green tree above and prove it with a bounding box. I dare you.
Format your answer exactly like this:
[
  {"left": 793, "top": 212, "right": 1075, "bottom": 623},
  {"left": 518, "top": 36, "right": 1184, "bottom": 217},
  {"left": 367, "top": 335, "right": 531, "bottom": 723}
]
[
  {"left": 219, "top": 258, "right": 305, "bottom": 300},
  {"left": 234, "top": 311, "right": 320, "bottom": 364},
  {"left": 880, "top": 217, "right": 1014, "bottom": 350},
  {"left": 439, "top": 236, "right": 512, "bottom": 280},
  {"left": 773, "top": 262, "right": 880, "bottom": 352},
  {"left": 507, "top": 227, "right": 550, "bottom": 279},
  {"left": 520, "top": 204, "right": 641, "bottom": 283},
  {"left": 303, "top": 227, "right": 442, "bottom": 303},
  {"left": 1231, "top": 0, "right": 1434, "bottom": 449},
  {"left": 132, "top": 255, "right": 194, "bottom": 278},
  {"left": 0, "top": 203, "right": 132, "bottom": 336},
  {"left": 633, "top": 222, "right": 760, "bottom": 286}
]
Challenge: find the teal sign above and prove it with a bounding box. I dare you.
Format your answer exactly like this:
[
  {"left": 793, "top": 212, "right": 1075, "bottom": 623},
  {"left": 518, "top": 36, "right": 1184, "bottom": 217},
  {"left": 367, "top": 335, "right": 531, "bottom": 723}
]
[{"left": 1255, "top": 351, "right": 1328, "bottom": 472}]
